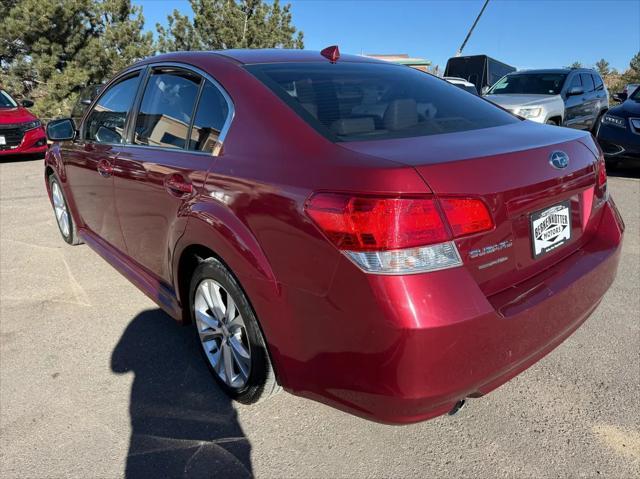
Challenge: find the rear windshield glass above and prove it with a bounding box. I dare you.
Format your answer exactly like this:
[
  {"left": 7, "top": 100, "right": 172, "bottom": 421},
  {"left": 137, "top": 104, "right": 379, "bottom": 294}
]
[
  {"left": 246, "top": 62, "right": 517, "bottom": 142},
  {"left": 488, "top": 73, "right": 567, "bottom": 95}
]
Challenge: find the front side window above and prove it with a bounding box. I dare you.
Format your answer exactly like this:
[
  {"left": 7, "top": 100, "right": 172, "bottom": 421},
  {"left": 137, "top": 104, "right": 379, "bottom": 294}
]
[
  {"left": 247, "top": 62, "right": 517, "bottom": 142},
  {"left": 189, "top": 81, "right": 229, "bottom": 153},
  {"left": 84, "top": 74, "right": 140, "bottom": 143},
  {"left": 0, "top": 90, "right": 17, "bottom": 108},
  {"left": 488, "top": 73, "right": 567, "bottom": 95},
  {"left": 580, "top": 73, "right": 595, "bottom": 92},
  {"left": 568, "top": 75, "right": 582, "bottom": 89},
  {"left": 134, "top": 69, "right": 201, "bottom": 149}
]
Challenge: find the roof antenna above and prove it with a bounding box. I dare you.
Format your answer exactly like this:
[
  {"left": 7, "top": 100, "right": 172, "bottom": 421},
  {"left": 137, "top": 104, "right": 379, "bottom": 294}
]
[{"left": 321, "top": 45, "right": 340, "bottom": 63}]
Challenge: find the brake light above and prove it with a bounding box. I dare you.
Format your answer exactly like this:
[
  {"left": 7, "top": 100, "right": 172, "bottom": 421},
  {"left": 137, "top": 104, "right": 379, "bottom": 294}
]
[
  {"left": 595, "top": 152, "right": 608, "bottom": 203},
  {"left": 305, "top": 194, "right": 448, "bottom": 251},
  {"left": 440, "top": 198, "right": 493, "bottom": 237},
  {"left": 305, "top": 193, "right": 493, "bottom": 274}
]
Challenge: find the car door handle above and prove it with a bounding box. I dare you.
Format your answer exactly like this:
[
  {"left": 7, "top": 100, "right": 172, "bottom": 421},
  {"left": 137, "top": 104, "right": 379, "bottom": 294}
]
[
  {"left": 164, "top": 173, "right": 194, "bottom": 198},
  {"left": 97, "top": 159, "right": 113, "bottom": 178}
]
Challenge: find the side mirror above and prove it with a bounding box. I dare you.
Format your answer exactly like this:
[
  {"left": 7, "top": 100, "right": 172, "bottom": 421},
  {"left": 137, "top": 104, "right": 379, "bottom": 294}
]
[
  {"left": 46, "top": 118, "right": 76, "bottom": 142},
  {"left": 567, "top": 86, "right": 584, "bottom": 97},
  {"left": 612, "top": 94, "right": 623, "bottom": 103},
  {"left": 21, "top": 99, "right": 34, "bottom": 108}
]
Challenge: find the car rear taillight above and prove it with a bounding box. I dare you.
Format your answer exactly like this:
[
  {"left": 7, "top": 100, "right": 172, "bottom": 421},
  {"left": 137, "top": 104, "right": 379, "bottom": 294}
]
[
  {"left": 305, "top": 193, "right": 493, "bottom": 274},
  {"left": 595, "top": 152, "right": 608, "bottom": 203}
]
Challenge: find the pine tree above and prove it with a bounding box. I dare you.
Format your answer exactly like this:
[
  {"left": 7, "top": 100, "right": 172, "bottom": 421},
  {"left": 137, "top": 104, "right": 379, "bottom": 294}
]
[
  {"left": 0, "top": 0, "right": 153, "bottom": 118},
  {"left": 157, "top": 0, "right": 304, "bottom": 53},
  {"left": 595, "top": 58, "right": 610, "bottom": 77}
]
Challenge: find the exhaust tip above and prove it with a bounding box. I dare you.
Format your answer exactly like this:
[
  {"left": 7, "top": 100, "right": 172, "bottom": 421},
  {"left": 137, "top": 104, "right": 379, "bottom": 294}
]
[{"left": 448, "top": 399, "right": 466, "bottom": 416}]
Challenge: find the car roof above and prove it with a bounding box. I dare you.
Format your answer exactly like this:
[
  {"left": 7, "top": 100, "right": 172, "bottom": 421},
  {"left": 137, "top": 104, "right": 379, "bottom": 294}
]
[
  {"left": 149, "top": 49, "right": 386, "bottom": 66},
  {"left": 509, "top": 68, "right": 597, "bottom": 75}
]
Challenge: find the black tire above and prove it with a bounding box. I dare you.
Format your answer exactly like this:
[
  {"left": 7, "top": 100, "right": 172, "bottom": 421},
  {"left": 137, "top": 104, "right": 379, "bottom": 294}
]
[
  {"left": 48, "top": 175, "right": 82, "bottom": 245},
  {"left": 189, "top": 257, "right": 280, "bottom": 404}
]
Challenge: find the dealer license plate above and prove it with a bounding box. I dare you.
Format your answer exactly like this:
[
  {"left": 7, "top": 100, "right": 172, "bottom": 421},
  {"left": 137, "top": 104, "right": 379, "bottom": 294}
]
[{"left": 530, "top": 201, "right": 571, "bottom": 259}]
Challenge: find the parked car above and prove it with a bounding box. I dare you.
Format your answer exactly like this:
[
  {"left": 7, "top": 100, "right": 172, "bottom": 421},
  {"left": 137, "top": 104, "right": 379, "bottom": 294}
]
[
  {"left": 444, "top": 54, "right": 515, "bottom": 94},
  {"left": 0, "top": 89, "right": 47, "bottom": 157},
  {"left": 597, "top": 85, "right": 640, "bottom": 166},
  {"left": 613, "top": 83, "right": 639, "bottom": 103},
  {"left": 70, "top": 84, "right": 104, "bottom": 126},
  {"left": 444, "top": 76, "right": 478, "bottom": 94},
  {"left": 485, "top": 68, "right": 608, "bottom": 130},
  {"left": 44, "top": 48, "right": 623, "bottom": 424}
]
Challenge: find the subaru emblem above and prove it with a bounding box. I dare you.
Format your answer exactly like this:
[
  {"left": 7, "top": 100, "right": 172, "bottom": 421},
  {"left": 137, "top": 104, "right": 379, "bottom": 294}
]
[{"left": 549, "top": 151, "right": 569, "bottom": 169}]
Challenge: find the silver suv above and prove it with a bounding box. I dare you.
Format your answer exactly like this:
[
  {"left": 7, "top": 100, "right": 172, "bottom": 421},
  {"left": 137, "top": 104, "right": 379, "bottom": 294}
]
[{"left": 485, "top": 68, "right": 608, "bottom": 131}]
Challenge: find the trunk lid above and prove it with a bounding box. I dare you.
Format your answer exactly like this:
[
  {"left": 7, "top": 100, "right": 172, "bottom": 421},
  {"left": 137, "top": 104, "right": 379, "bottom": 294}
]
[{"left": 339, "top": 122, "right": 601, "bottom": 295}]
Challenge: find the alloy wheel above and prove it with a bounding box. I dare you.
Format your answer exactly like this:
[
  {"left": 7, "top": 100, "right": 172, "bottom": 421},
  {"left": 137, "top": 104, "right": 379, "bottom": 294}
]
[
  {"left": 194, "top": 278, "right": 251, "bottom": 389},
  {"left": 51, "top": 181, "right": 70, "bottom": 238}
]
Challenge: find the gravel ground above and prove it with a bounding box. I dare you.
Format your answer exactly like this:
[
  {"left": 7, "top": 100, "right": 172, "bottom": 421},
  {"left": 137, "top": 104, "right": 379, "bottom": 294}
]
[{"left": 1, "top": 156, "right": 638, "bottom": 478}]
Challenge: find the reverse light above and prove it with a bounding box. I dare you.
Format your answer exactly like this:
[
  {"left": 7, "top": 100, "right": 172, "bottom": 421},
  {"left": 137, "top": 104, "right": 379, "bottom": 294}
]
[{"left": 305, "top": 193, "right": 493, "bottom": 274}]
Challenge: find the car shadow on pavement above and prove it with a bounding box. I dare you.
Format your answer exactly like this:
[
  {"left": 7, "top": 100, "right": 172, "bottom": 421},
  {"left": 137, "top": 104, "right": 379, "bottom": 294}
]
[
  {"left": 607, "top": 164, "right": 640, "bottom": 179},
  {"left": 111, "top": 309, "right": 253, "bottom": 479},
  {"left": 0, "top": 152, "right": 45, "bottom": 163}
]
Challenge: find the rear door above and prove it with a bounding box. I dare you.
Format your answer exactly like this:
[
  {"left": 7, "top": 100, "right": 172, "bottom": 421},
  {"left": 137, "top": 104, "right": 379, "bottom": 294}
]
[
  {"left": 112, "top": 66, "right": 231, "bottom": 283},
  {"left": 64, "top": 72, "right": 142, "bottom": 252}
]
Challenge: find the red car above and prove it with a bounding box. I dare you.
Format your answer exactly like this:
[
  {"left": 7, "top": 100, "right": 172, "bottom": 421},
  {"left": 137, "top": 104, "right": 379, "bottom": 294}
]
[
  {"left": 44, "top": 49, "right": 624, "bottom": 424},
  {"left": 0, "top": 89, "right": 47, "bottom": 156}
]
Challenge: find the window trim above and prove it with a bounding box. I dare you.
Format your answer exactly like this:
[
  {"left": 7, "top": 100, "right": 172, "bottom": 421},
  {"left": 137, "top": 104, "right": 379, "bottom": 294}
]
[
  {"left": 80, "top": 67, "right": 145, "bottom": 145},
  {"left": 124, "top": 61, "right": 235, "bottom": 157},
  {"left": 78, "top": 61, "right": 235, "bottom": 157}
]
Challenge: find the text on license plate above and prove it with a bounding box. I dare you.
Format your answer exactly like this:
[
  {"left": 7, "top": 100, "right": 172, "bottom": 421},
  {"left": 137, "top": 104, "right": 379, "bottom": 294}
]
[{"left": 530, "top": 201, "right": 571, "bottom": 259}]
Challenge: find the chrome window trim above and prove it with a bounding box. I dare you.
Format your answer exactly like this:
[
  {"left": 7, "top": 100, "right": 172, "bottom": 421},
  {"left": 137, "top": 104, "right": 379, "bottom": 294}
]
[
  {"left": 78, "top": 66, "right": 147, "bottom": 145},
  {"left": 79, "top": 61, "right": 235, "bottom": 157}
]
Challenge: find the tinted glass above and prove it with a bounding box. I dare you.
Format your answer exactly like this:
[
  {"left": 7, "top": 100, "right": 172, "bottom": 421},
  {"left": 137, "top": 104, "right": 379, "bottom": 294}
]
[
  {"left": 189, "top": 81, "right": 229, "bottom": 152},
  {"left": 593, "top": 74, "right": 604, "bottom": 90},
  {"left": 580, "top": 73, "right": 595, "bottom": 92},
  {"left": 247, "top": 62, "right": 517, "bottom": 142},
  {"left": 134, "top": 70, "right": 201, "bottom": 149},
  {"left": 569, "top": 75, "right": 582, "bottom": 89},
  {"left": 0, "top": 90, "right": 18, "bottom": 108},
  {"left": 84, "top": 74, "right": 140, "bottom": 143},
  {"left": 488, "top": 73, "right": 567, "bottom": 95},
  {"left": 630, "top": 86, "right": 640, "bottom": 100}
]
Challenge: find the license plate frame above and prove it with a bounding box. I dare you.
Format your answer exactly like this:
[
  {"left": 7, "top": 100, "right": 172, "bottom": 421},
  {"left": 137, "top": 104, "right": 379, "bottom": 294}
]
[{"left": 530, "top": 200, "right": 571, "bottom": 259}]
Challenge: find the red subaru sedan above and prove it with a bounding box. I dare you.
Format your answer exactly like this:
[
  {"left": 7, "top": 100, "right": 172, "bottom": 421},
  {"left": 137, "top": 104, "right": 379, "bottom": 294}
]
[
  {"left": 44, "top": 49, "right": 624, "bottom": 424},
  {"left": 0, "top": 89, "right": 47, "bottom": 156}
]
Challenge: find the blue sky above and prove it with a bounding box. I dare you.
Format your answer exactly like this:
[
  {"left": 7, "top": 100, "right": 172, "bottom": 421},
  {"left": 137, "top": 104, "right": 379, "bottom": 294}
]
[{"left": 137, "top": 0, "right": 640, "bottom": 72}]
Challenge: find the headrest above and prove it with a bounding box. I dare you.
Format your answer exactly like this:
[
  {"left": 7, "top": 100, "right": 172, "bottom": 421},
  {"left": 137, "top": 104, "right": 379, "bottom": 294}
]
[
  {"left": 330, "top": 117, "right": 375, "bottom": 136},
  {"left": 383, "top": 99, "right": 418, "bottom": 131}
]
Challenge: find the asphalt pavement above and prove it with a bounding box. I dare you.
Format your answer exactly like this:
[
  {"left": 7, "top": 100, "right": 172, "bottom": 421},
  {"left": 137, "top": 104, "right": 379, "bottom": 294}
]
[{"left": 1, "top": 156, "right": 638, "bottom": 478}]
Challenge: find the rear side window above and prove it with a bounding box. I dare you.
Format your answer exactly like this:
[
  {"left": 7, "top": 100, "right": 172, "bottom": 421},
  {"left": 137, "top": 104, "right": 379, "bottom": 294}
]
[
  {"left": 189, "top": 81, "right": 230, "bottom": 153},
  {"left": 580, "top": 73, "right": 595, "bottom": 92},
  {"left": 84, "top": 74, "right": 140, "bottom": 144},
  {"left": 593, "top": 74, "right": 604, "bottom": 91},
  {"left": 134, "top": 69, "right": 201, "bottom": 149},
  {"left": 246, "top": 62, "right": 517, "bottom": 142}
]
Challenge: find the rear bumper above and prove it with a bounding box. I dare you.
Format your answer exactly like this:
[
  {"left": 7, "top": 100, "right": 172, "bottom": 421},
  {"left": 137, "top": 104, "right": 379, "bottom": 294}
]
[
  {"left": 275, "top": 198, "right": 624, "bottom": 424},
  {"left": 0, "top": 127, "right": 47, "bottom": 156}
]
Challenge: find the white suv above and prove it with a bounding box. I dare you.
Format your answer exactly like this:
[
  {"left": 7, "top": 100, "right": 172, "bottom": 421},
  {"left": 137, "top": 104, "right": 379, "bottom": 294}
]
[{"left": 485, "top": 68, "right": 608, "bottom": 131}]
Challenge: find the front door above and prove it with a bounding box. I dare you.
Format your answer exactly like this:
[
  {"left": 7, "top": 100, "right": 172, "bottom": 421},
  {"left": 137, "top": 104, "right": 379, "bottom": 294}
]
[
  {"left": 563, "top": 74, "right": 585, "bottom": 129},
  {"left": 64, "top": 72, "right": 142, "bottom": 252}
]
